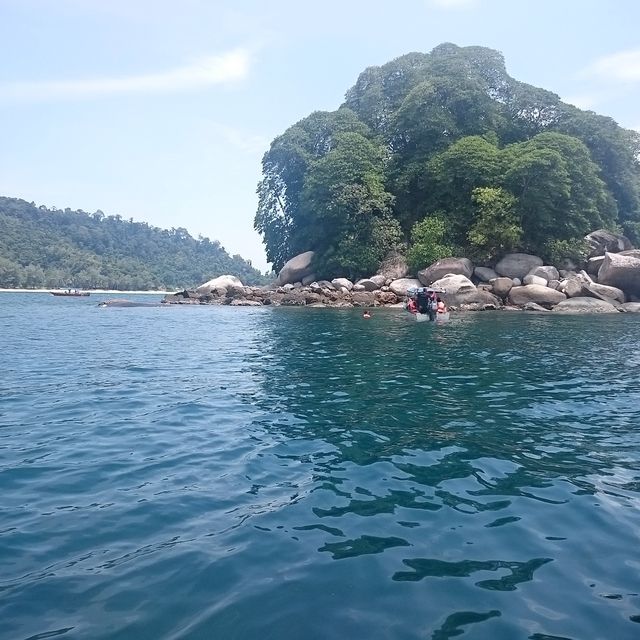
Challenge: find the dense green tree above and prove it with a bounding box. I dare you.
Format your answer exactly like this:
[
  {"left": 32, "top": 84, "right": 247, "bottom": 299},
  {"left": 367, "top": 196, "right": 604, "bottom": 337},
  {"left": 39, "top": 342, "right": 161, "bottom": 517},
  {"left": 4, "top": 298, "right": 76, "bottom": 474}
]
[
  {"left": 255, "top": 108, "right": 371, "bottom": 270},
  {"left": 554, "top": 106, "right": 640, "bottom": 238},
  {"left": 256, "top": 43, "right": 640, "bottom": 275},
  {"left": 300, "top": 132, "right": 401, "bottom": 278},
  {"left": 406, "top": 216, "right": 453, "bottom": 272},
  {"left": 0, "top": 197, "right": 267, "bottom": 289},
  {"left": 467, "top": 187, "right": 522, "bottom": 262},
  {"left": 499, "top": 133, "right": 616, "bottom": 253}
]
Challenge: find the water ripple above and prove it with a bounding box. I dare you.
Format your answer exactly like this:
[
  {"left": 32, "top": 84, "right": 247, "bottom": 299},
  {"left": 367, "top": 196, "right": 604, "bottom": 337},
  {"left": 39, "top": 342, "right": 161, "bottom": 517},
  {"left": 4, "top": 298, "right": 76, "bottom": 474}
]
[{"left": 1, "top": 296, "right": 640, "bottom": 639}]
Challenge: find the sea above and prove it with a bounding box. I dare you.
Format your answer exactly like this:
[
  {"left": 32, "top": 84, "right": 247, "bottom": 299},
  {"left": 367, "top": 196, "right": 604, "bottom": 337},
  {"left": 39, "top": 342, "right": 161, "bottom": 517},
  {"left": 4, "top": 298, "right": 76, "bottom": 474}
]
[{"left": 1, "top": 291, "right": 639, "bottom": 640}]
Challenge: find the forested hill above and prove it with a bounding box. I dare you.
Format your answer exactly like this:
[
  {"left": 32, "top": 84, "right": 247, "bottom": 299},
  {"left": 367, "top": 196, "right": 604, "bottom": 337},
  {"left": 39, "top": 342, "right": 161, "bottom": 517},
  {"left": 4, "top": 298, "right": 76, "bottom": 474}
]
[
  {"left": 0, "top": 197, "right": 269, "bottom": 289},
  {"left": 255, "top": 43, "right": 640, "bottom": 279}
]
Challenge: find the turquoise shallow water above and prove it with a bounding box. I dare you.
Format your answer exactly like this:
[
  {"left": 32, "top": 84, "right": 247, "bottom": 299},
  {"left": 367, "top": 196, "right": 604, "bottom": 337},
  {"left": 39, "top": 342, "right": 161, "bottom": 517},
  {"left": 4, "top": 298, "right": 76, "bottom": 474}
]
[{"left": 1, "top": 292, "right": 640, "bottom": 640}]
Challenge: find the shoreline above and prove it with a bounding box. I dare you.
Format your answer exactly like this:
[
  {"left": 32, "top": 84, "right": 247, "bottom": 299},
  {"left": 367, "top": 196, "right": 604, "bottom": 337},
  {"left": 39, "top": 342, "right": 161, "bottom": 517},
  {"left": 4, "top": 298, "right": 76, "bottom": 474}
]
[{"left": 0, "top": 289, "right": 171, "bottom": 295}]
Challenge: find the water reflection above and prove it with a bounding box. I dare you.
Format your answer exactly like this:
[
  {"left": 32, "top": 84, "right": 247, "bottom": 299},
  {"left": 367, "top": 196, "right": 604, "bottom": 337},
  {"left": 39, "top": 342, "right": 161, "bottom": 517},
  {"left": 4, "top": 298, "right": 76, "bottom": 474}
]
[{"left": 241, "top": 309, "right": 640, "bottom": 637}]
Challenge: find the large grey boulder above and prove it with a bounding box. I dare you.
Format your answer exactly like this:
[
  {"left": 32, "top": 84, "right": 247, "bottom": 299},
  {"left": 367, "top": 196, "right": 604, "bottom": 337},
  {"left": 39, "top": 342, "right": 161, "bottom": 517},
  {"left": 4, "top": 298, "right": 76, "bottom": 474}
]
[
  {"left": 507, "top": 284, "right": 566, "bottom": 308},
  {"left": 527, "top": 265, "right": 560, "bottom": 282},
  {"left": 587, "top": 256, "right": 605, "bottom": 275},
  {"left": 523, "top": 274, "right": 548, "bottom": 287},
  {"left": 331, "top": 277, "right": 353, "bottom": 291},
  {"left": 585, "top": 229, "right": 633, "bottom": 257},
  {"left": 377, "top": 253, "right": 409, "bottom": 280},
  {"left": 491, "top": 277, "right": 514, "bottom": 298},
  {"left": 552, "top": 297, "right": 619, "bottom": 313},
  {"left": 431, "top": 274, "right": 501, "bottom": 308},
  {"left": 559, "top": 278, "right": 585, "bottom": 298},
  {"left": 196, "top": 275, "right": 243, "bottom": 294},
  {"left": 474, "top": 266, "right": 498, "bottom": 282},
  {"left": 495, "top": 253, "right": 543, "bottom": 280},
  {"left": 369, "top": 275, "right": 387, "bottom": 287},
  {"left": 417, "top": 257, "right": 474, "bottom": 285},
  {"left": 389, "top": 278, "right": 422, "bottom": 297},
  {"left": 583, "top": 282, "right": 626, "bottom": 304},
  {"left": 355, "top": 278, "right": 380, "bottom": 292},
  {"left": 597, "top": 251, "right": 640, "bottom": 297},
  {"left": 620, "top": 302, "right": 640, "bottom": 312},
  {"left": 277, "top": 251, "right": 315, "bottom": 285},
  {"left": 430, "top": 274, "right": 476, "bottom": 295}
]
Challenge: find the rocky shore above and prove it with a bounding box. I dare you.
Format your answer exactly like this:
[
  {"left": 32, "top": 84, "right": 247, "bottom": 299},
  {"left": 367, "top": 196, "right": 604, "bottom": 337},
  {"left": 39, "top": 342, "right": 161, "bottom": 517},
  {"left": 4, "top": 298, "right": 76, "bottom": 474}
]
[{"left": 160, "top": 229, "right": 640, "bottom": 314}]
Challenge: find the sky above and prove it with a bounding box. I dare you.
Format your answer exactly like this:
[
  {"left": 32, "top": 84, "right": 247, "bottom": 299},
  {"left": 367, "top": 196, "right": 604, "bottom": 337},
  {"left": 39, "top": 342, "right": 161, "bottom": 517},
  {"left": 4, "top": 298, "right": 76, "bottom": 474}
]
[{"left": 1, "top": 0, "right": 639, "bottom": 272}]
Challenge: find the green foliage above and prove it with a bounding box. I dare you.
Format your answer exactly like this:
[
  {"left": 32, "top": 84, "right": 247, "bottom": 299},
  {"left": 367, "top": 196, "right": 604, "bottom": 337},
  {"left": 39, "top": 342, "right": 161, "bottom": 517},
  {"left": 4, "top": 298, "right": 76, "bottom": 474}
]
[
  {"left": 622, "top": 221, "right": 640, "bottom": 246},
  {"left": 318, "top": 215, "right": 403, "bottom": 281},
  {"left": 0, "top": 198, "right": 268, "bottom": 290},
  {"left": 255, "top": 108, "right": 371, "bottom": 271},
  {"left": 543, "top": 238, "right": 590, "bottom": 266},
  {"left": 406, "top": 216, "right": 453, "bottom": 271},
  {"left": 255, "top": 43, "right": 640, "bottom": 278},
  {"left": 499, "top": 132, "right": 617, "bottom": 254},
  {"left": 467, "top": 187, "right": 522, "bottom": 261}
]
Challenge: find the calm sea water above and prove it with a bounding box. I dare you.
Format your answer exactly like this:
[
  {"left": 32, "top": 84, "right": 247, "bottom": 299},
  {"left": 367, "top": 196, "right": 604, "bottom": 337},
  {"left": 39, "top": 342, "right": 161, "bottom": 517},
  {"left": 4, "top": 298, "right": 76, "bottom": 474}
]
[{"left": 1, "top": 292, "right": 640, "bottom": 640}]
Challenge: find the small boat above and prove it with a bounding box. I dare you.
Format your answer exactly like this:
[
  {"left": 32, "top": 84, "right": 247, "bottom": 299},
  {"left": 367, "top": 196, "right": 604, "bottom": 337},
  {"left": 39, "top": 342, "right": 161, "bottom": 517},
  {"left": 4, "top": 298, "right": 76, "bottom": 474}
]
[
  {"left": 50, "top": 289, "right": 90, "bottom": 297},
  {"left": 405, "top": 286, "right": 448, "bottom": 322}
]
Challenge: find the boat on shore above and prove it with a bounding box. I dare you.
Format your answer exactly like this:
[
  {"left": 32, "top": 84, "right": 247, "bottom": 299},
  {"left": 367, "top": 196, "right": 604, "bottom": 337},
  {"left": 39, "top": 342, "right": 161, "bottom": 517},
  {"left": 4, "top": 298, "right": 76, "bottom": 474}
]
[{"left": 50, "top": 289, "right": 90, "bottom": 297}]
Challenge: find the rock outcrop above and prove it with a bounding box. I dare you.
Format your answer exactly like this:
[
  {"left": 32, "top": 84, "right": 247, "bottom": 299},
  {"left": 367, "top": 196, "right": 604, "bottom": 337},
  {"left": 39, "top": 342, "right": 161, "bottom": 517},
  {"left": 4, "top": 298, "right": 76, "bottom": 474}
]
[
  {"left": 277, "top": 251, "right": 315, "bottom": 286},
  {"left": 171, "top": 233, "right": 639, "bottom": 314},
  {"left": 417, "top": 257, "right": 473, "bottom": 285},
  {"left": 389, "top": 278, "right": 422, "bottom": 296},
  {"left": 597, "top": 251, "right": 640, "bottom": 297},
  {"left": 196, "top": 275, "right": 243, "bottom": 295},
  {"left": 585, "top": 229, "right": 633, "bottom": 257},
  {"left": 507, "top": 284, "right": 566, "bottom": 308},
  {"left": 552, "top": 297, "right": 619, "bottom": 313},
  {"left": 495, "top": 253, "right": 543, "bottom": 280}
]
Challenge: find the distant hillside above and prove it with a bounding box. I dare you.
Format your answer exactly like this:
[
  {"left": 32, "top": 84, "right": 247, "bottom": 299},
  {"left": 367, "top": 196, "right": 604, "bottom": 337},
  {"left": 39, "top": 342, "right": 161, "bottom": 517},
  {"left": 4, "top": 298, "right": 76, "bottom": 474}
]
[{"left": 0, "top": 197, "right": 269, "bottom": 289}]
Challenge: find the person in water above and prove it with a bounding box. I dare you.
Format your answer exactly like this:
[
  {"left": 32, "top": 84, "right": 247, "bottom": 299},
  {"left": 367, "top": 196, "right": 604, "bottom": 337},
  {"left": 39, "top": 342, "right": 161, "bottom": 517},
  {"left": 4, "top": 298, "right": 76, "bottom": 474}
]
[
  {"left": 363, "top": 310, "right": 372, "bottom": 319},
  {"left": 436, "top": 297, "right": 447, "bottom": 313},
  {"left": 406, "top": 297, "right": 417, "bottom": 313}
]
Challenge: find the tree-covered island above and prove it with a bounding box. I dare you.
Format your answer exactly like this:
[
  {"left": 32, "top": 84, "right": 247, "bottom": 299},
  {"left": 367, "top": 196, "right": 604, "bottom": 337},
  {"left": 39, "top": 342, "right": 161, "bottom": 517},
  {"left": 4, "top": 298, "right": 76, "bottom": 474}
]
[{"left": 255, "top": 43, "right": 640, "bottom": 280}]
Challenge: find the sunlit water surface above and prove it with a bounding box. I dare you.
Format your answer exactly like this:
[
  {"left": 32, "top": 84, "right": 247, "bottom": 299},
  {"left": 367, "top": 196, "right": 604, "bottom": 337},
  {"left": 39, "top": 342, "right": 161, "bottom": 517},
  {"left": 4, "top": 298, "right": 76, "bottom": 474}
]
[{"left": 1, "top": 292, "right": 640, "bottom": 639}]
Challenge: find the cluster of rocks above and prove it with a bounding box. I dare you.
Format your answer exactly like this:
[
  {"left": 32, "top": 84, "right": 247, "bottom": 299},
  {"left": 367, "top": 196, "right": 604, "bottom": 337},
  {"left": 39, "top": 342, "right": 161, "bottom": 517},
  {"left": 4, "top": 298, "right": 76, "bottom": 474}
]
[{"left": 163, "top": 230, "right": 640, "bottom": 313}]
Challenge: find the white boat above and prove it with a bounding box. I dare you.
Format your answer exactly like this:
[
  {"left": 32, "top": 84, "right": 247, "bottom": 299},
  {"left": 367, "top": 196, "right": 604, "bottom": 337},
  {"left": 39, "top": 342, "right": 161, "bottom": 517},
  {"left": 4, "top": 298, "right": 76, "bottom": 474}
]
[{"left": 414, "top": 310, "right": 450, "bottom": 322}]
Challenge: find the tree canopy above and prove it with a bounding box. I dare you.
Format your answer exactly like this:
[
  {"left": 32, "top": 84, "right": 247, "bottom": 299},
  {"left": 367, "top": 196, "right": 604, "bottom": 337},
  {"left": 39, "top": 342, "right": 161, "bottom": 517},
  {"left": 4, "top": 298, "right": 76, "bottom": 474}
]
[
  {"left": 0, "top": 197, "right": 268, "bottom": 290},
  {"left": 255, "top": 43, "right": 640, "bottom": 277}
]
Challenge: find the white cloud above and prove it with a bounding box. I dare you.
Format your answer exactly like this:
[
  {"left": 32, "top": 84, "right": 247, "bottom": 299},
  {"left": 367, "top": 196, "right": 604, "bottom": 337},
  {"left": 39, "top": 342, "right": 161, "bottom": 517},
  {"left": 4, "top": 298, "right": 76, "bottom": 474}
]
[
  {"left": 0, "top": 48, "right": 251, "bottom": 102},
  {"left": 588, "top": 48, "right": 640, "bottom": 82},
  {"left": 427, "top": 0, "right": 478, "bottom": 8}
]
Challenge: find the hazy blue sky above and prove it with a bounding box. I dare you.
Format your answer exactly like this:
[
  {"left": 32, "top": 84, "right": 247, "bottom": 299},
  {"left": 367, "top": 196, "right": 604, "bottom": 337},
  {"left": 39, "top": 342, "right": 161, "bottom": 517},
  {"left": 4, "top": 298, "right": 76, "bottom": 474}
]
[{"left": 1, "top": 0, "right": 639, "bottom": 271}]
